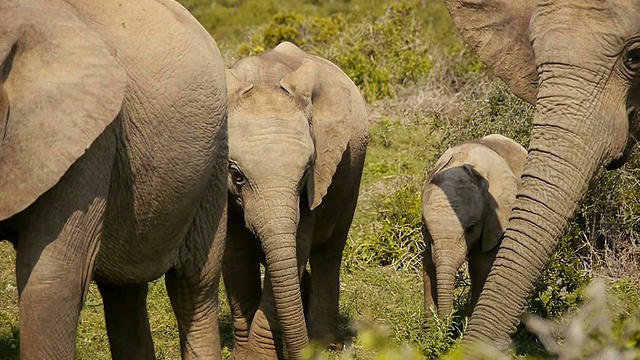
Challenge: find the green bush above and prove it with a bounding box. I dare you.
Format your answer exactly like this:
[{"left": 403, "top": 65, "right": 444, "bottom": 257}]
[
  {"left": 233, "top": 11, "right": 346, "bottom": 57},
  {"left": 330, "top": 1, "right": 434, "bottom": 101},
  {"left": 346, "top": 180, "right": 424, "bottom": 271},
  {"left": 437, "top": 83, "right": 534, "bottom": 150},
  {"left": 232, "top": 1, "right": 434, "bottom": 102}
]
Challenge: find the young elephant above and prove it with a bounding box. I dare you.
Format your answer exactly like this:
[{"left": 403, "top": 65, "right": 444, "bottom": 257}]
[
  {"left": 421, "top": 134, "right": 526, "bottom": 322},
  {"left": 223, "top": 42, "right": 368, "bottom": 360}
]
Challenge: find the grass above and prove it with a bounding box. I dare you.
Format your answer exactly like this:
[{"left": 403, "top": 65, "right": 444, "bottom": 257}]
[{"left": 1, "top": 0, "right": 640, "bottom": 359}]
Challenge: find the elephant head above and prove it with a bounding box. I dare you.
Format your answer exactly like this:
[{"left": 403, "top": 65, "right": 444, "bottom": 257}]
[
  {"left": 445, "top": 0, "right": 640, "bottom": 350},
  {"left": 225, "top": 42, "right": 357, "bottom": 358},
  {"left": 0, "top": 2, "right": 127, "bottom": 221},
  {"left": 422, "top": 135, "right": 524, "bottom": 320}
]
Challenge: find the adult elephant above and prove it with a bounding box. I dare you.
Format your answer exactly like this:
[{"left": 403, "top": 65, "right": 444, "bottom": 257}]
[
  {"left": 444, "top": 0, "right": 640, "bottom": 353},
  {"left": 0, "top": 0, "right": 227, "bottom": 359}
]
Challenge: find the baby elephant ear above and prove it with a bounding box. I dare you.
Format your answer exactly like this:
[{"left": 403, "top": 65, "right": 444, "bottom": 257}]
[
  {"left": 279, "top": 59, "right": 316, "bottom": 117},
  {"left": 281, "top": 59, "right": 357, "bottom": 210},
  {"left": 479, "top": 134, "right": 528, "bottom": 181},
  {"left": 226, "top": 69, "right": 254, "bottom": 100},
  {"left": 0, "top": 7, "right": 127, "bottom": 220},
  {"left": 445, "top": 0, "right": 538, "bottom": 104},
  {"left": 481, "top": 158, "right": 518, "bottom": 252},
  {"left": 426, "top": 147, "right": 455, "bottom": 183}
]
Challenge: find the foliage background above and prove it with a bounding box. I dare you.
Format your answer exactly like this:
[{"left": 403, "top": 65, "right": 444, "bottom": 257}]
[{"left": 0, "top": 0, "right": 639, "bottom": 359}]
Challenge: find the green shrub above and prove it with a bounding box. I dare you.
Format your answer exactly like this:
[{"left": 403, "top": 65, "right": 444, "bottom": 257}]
[
  {"left": 346, "top": 179, "right": 424, "bottom": 271},
  {"left": 330, "top": 1, "right": 434, "bottom": 101},
  {"left": 232, "top": 1, "right": 434, "bottom": 102},
  {"left": 436, "top": 83, "right": 534, "bottom": 150},
  {"left": 523, "top": 279, "right": 640, "bottom": 358},
  {"left": 233, "top": 11, "right": 346, "bottom": 57}
]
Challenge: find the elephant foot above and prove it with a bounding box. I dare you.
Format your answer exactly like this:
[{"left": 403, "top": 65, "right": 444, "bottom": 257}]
[{"left": 308, "top": 325, "right": 344, "bottom": 353}]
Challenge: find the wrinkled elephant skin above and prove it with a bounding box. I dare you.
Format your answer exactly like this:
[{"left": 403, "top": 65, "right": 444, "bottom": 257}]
[
  {"left": 445, "top": 0, "right": 640, "bottom": 353},
  {"left": 223, "top": 42, "right": 369, "bottom": 360},
  {"left": 0, "top": 0, "right": 228, "bottom": 359},
  {"left": 422, "top": 134, "right": 526, "bottom": 323}
]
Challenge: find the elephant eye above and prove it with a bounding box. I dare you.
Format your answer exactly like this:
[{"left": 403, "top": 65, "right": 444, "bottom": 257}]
[
  {"left": 624, "top": 48, "right": 640, "bottom": 71},
  {"left": 229, "top": 164, "right": 245, "bottom": 186},
  {"left": 464, "top": 223, "right": 476, "bottom": 234}
]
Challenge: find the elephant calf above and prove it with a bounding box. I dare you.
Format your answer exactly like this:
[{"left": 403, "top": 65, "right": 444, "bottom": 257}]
[
  {"left": 223, "top": 41, "right": 368, "bottom": 359},
  {"left": 421, "top": 134, "right": 526, "bottom": 322}
]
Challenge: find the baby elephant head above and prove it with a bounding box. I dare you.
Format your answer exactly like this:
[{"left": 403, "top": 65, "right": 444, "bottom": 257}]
[{"left": 421, "top": 134, "right": 526, "bottom": 320}]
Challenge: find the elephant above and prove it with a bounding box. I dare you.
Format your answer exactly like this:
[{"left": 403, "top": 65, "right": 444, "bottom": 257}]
[
  {"left": 222, "top": 41, "right": 369, "bottom": 360},
  {"left": 444, "top": 0, "right": 640, "bottom": 352},
  {"left": 0, "top": 0, "right": 228, "bottom": 359},
  {"left": 421, "top": 134, "right": 526, "bottom": 323}
]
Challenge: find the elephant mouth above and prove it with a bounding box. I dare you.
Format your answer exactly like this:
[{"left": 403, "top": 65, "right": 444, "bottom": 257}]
[{"left": 605, "top": 106, "right": 638, "bottom": 170}]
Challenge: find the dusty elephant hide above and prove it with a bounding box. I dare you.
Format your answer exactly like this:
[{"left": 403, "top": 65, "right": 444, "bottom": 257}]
[
  {"left": 223, "top": 41, "right": 369, "bottom": 360},
  {"left": 0, "top": 0, "right": 228, "bottom": 359}
]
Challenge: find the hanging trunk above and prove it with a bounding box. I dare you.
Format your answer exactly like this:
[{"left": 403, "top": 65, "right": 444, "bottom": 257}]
[
  {"left": 248, "top": 192, "right": 308, "bottom": 359},
  {"left": 435, "top": 264, "right": 458, "bottom": 319},
  {"left": 434, "top": 248, "right": 466, "bottom": 319},
  {"left": 462, "top": 70, "right": 619, "bottom": 349}
]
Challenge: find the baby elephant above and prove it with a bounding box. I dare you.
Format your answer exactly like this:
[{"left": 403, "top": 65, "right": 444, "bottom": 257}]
[
  {"left": 421, "top": 134, "right": 526, "bottom": 322},
  {"left": 223, "top": 42, "right": 368, "bottom": 359}
]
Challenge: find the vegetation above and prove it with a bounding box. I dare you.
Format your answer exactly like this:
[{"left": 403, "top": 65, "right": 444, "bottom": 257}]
[{"left": 1, "top": 0, "right": 639, "bottom": 359}]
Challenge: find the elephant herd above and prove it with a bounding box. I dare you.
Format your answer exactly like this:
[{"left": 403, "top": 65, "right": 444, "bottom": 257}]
[{"left": 1, "top": 0, "right": 640, "bottom": 359}]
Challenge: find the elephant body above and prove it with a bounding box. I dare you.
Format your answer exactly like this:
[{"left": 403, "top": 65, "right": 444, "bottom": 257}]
[
  {"left": 445, "top": 0, "right": 640, "bottom": 353},
  {"left": 421, "top": 134, "right": 526, "bottom": 322},
  {"left": 223, "top": 42, "right": 368, "bottom": 359},
  {"left": 0, "top": 0, "right": 228, "bottom": 358}
]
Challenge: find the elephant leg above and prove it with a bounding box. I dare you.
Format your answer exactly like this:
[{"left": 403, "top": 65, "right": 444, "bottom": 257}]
[
  {"left": 300, "top": 267, "right": 311, "bottom": 318},
  {"left": 97, "top": 282, "right": 155, "bottom": 359},
  {"left": 14, "top": 131, "right": 114, "bottom": 359},
  {"left": 223, "top": 215, "right": 262, "bottom": 360},
  {"left": 422, "top": 249, "right": 438, "bottom": 325},
  {"left": 306, "top": 242, "right": 345, "bottom": 348},
  {"left": 165, "top": 179, "right": 227, "bottom": 360},
  {"left": 467, "top": 245, "right": 499, "bottom": 316}
]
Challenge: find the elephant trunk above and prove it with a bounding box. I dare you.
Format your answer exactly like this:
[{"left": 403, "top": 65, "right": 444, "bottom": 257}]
[
  {"left": 463, "top": 68, "right": 622, "bottom": 350},
  {"left": 248, "top": 192, "right": 308, "bottom": 359},
  {"left": 432, "top": 245, "right": 466, "bottom": 319}
]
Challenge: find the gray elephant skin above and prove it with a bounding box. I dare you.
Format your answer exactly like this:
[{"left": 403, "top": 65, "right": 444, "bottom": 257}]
[
  {"left": 422, "top": 134, "right": 526, "bottom": 323},
  {"left": 0, "top": 0, "right": 228, "bottom": 359},
  {"left": 444, "top": 0, "right": 640, "bottom": 353},
  {"left": 223, "top": 41, "right": 369, "bottom": 360}
]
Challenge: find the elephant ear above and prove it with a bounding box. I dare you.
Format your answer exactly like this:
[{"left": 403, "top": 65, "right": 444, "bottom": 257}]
[
  {"left": 280, "top": 59, "right": 354, "bottom": 210},
  {"left": 445, "top": 0, "right": 538, "bottom": 104},
  {"left": 426, "top": 147, "right": 455, "bottom": 183},
  {"left": 226, "top": 69, "right": 254, "bottom": 102},
  {"left": 478, "top": 134, "right": 528, "bottom": 180},
  {"left": 0, "top": 7, "right": 127, "bottom": 220},
  {"left": 468, "top": 147, "right": 518, "bottom": 252}
]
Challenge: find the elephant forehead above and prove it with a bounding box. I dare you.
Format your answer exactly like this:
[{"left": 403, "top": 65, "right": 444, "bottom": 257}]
[
  {"left": 228, "top": 114, "right": 314, "bottom": 177},
  {"left": 531, "top": 1, "right": 637, "bottom": 62},
  {"left": 423, "top": 191, "right": 466, "bottom": 238},
  {"left": 424, "top": 170, "right": 484, "bottom": 225},
  {"left": 228, "top": 111, "right": 312, "bottom": 143}
]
